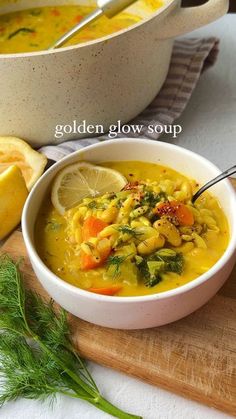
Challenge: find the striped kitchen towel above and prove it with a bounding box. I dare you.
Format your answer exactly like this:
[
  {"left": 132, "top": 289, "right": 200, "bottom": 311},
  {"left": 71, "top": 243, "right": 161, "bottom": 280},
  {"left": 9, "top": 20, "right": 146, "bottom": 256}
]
[{"left": 39, "top": 37, "right": 219, "bottom": 162}]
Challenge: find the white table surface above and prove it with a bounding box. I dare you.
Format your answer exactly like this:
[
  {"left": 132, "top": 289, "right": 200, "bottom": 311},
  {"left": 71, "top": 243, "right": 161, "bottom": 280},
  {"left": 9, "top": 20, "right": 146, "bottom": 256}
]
[{"left": 2, "top": 13, "right": 235, "bottom": 419}]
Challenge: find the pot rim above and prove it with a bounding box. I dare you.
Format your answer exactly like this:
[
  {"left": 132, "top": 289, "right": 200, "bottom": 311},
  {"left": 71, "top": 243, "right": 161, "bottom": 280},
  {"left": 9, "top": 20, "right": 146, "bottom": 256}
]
[
  {"left": 0, "top": 0, "right": 175, "bottom": 59},
  {"left": 22, "top": 138, "right": 236, "bottom": 304}
]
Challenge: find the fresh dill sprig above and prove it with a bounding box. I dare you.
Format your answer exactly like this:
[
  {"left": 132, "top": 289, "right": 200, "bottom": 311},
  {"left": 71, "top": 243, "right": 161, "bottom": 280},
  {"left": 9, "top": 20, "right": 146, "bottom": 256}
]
[
  {"left": 0, "top": 254, "right": 141, "bottom": 419},
  {"left": 140, "top": 190, "right": 167, "bottom": 207},
  {"left": 0, "top": 331, "right": 62, "bottom": 406},
  {"left": 87, "top": 201, "right": 106, "bottom": 210},
  {"left": 116, "top": 225, "right": 142, "bottom": 239},
  {"left": 106, "top": 254, "right": 128, "bottom": 278}
]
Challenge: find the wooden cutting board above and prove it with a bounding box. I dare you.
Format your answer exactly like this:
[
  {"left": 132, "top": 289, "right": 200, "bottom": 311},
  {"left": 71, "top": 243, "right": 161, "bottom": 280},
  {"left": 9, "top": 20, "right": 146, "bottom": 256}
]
[{"left": 1, "top": 180, "right": 236, "bottom": 416}]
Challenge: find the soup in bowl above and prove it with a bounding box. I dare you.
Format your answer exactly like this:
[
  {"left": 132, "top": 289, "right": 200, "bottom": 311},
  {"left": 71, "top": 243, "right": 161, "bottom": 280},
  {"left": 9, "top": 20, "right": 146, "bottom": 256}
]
[
  {"left": 35, "top": 160, "right": 229, "bottom": 297},
  {"left": 22, "top": 139, "right": 236, "bottom": 329}
]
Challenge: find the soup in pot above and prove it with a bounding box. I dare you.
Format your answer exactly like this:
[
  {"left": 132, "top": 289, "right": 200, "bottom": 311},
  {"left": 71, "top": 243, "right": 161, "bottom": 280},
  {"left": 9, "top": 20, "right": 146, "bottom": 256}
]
[{"left": 0, "top": 1, "right": 162, "bottom": 53}]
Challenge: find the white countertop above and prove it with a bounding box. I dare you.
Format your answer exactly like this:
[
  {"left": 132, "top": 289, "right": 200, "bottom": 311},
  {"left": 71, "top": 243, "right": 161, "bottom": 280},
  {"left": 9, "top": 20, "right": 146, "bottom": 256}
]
[
  {"left": 162, "top": 14, "right": 236, "bottom": 173},
  {"left": 2, "top": 14, "right": 235, "bottom": 419}
]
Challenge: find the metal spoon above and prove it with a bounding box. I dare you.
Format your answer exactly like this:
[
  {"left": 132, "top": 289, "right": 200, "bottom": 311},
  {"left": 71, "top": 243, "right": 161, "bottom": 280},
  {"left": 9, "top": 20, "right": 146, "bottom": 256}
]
[
  {"left": 192, "top": 164, "right": 236, "bottom": 203},
  {"left": 49, "top": 0, "right": 138, "bottom": 49}
]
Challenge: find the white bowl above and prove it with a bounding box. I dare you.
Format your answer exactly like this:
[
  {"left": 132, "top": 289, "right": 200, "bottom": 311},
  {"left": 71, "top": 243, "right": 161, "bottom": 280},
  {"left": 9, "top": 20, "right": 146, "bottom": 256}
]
[{"left": 22, "top": 139, "right": 236, "bottom": 329}]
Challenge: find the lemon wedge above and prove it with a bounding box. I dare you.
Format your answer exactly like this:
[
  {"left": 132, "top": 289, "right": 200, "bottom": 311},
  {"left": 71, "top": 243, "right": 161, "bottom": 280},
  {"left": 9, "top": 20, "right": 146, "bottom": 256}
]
[
  {"left": 0, "top": 136, "right": 47, "bottom": 190},
  {"left": 51, "top": 162, "right": 127, "bottom": 214},
  {"left": 0, "top": 165, "right": 29, "bottom": 240}
]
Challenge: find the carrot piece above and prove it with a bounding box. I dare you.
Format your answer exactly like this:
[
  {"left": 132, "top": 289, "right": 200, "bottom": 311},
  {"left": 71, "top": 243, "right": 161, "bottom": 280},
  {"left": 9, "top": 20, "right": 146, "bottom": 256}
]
[
  {"left": 82, "top": 216, "right": 108, "bottom": 241},
  {"left": 88, "top": 285, "right": 122, "bottom": 296},
  {"left": 74, "top": 15, "right": 83, "bottom": 23},
  {"left": 80, "top": 252, "right": 98, "bottom": 270},
  {"left": 155, "top": 201, "right": 194, "bottom": 226},
  {"left": 175, "top": 202, "right": 194, "bottom": 226},
  {"left": 80, "top": 245, "right": 111, "bottom": 270},
  {"left": 80, "top": 217, "right": 110, "bottom": 270},
  {"left": 51, "top": 8, "right": 61, "bottom": 16}
]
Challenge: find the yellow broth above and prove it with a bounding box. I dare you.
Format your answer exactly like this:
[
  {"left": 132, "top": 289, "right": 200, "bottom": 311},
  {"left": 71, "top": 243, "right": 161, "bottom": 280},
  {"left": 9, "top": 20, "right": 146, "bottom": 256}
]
[
  {"left": 35, "top": 161, "right": 229, "bottom": 297},
  {"left": 0, "top": 3, "right": 161, "bottom": 53}
]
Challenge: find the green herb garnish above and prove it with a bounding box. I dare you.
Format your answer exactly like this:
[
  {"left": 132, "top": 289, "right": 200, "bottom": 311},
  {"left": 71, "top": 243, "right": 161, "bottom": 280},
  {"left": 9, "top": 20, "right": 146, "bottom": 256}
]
[
  {"left": 115, "top": 199, "right": 123, "bottom": 209},
  {"left": 140, "top": 191, "right": 166, "bottom": 207},
  {"left": 8, "top": 28, "right": 36, "bottom": 39},
  {"left": 0, "top": 255, "right": 141, "bottom": 418},
  {"left": 46, "top": 220, "right": 62, "bottom": 231},
  {"left": 87, "top": 201, "right": 97, "bottom": 209},
  {"left": 106, "top": 254, "right": 128, "bottom": 278},
  {"left": 116, "top": 225, "right": 142, "bottom": 239},
  {"left": 156, "top": 249, "right": 184, "bottom": 275},
  {"left": 136, "top": 249, "right": 184, "bottom": 287},
  {"left": 87, "top": 201, "right": 106, "bottom": 210}
]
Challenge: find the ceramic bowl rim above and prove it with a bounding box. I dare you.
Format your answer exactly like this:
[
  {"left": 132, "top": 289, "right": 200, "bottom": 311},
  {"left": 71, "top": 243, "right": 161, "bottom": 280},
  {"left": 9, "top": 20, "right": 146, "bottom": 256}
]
[{"left": 22, "top": 138, "right": 236, "bottom": 304}]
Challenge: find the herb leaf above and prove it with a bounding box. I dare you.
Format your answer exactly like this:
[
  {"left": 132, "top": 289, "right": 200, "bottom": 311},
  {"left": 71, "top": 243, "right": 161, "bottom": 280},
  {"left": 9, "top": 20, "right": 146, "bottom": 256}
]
[
  {"left": 8, "top": 28, "right": 36, "bottom": 40},
  {"left": 106, "top": 254, "right": 128, "bottom": 278},
  {"left": 116, "top": 225, "right": 142, "bottom": 239},
  {"left": 0, "top": 331, "right": 61, "bottom": 406},
  {"left": 136, "top": 249, "right": 184, "bottom": 287},
  {"left": 87, "top": 201, "right": 106, "bottom": 210},
  {"left": 140, "top": 191, "right": 166, "bottom": 207}
]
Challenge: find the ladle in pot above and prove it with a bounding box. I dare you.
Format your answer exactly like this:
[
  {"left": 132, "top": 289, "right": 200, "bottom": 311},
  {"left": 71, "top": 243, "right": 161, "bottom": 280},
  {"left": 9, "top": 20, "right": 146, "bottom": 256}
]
[{"left": 50, "top": 0, "right": 138, "bottom": 49}]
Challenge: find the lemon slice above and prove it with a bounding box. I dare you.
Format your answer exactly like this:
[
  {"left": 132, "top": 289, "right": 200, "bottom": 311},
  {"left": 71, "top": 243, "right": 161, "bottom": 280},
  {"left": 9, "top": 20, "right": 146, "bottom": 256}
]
[
  {"left": 0, "top": 136, "right": 47, "bottom": 190},
  {"left": 51, "top": 162, "right": 127, "bottom": 214},
  {"left": 0, "top": 165, "right": 28, "bottom": 240}
]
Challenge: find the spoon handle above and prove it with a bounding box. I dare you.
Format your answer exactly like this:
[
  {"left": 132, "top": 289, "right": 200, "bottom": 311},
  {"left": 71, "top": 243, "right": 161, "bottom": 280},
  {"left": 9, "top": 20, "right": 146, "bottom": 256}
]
[
  {"left": 192, "top": 165, "right": 236, "bottom": 203},
  {"left": 50, "top": 0, "right": 137, "bottom": 49},
  {"left": 49, "top": 8, "right": 103, "bottom": 49}
]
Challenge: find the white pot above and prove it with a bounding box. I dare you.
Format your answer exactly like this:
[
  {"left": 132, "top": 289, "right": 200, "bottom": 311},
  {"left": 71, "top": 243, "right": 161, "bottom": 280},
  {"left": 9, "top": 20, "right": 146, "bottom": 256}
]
[
  {"left": 22, "top": 139, "right": 236, "bottom": 329},
  {"left": 0, "top": 0, "right": 229, "bottom": 147}
]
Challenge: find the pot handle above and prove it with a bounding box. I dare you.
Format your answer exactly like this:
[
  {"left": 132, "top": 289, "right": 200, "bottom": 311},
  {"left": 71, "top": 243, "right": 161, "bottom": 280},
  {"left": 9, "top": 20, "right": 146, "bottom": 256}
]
[{"left": 156, "top": 0, "right": 229, "bottom": 39}]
